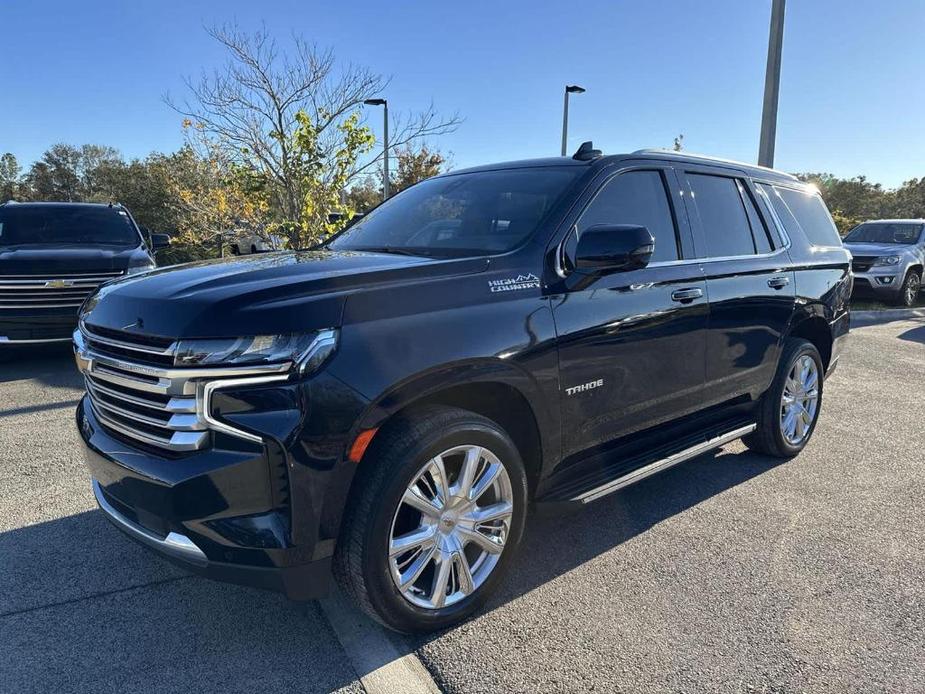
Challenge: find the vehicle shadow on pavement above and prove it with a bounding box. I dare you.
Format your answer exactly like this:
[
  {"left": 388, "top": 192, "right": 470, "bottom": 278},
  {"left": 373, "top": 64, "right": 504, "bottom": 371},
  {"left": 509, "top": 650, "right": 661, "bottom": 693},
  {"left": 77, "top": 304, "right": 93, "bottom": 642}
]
[
  {"left": 408, "top": 446, "right": 788, "bottom": 647},
  {"left": 0, "top": 510, "right": 363, "bottom": 694},
  {"left": 0, "top": 344, "right": 83, "bottom": 389},
  {"left": 897, "top": 319, "right": 925, "bottom": 345}
]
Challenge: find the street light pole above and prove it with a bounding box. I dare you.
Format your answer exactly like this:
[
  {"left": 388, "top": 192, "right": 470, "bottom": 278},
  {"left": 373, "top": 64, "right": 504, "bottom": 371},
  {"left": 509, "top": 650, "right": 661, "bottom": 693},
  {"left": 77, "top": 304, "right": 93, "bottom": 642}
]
[
  {"left": 363, "top": 98, "right": 389, "bottom": 200},
  {"left": 758, "top": 0, "right": 786, "bottom": 167},
  {"left": 560, "top": 85, "right": 586, "bottom": 156}
]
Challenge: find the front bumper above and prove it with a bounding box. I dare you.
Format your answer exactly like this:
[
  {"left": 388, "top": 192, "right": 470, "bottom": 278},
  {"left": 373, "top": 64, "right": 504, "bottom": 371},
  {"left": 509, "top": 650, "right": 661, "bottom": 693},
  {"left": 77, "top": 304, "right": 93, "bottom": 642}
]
[
  {"left": 0, "top": 308, "right": 78, "bottom": 343},
  {"left": 77, "top": 371, "right": 367, "bottom": 599},
  {"left": 850, "top": 270, "right": 903, "bottom": 298}
]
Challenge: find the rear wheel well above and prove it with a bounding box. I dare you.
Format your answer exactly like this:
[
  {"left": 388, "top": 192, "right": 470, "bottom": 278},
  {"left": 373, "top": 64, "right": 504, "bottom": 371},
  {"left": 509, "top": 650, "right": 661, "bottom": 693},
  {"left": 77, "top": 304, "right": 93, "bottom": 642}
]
[
  {"left": 788, "top": 317, "right": 833, "bottom": 371},
  {"left": 374, "top": 382, "right": 544, "bottom": 496}
]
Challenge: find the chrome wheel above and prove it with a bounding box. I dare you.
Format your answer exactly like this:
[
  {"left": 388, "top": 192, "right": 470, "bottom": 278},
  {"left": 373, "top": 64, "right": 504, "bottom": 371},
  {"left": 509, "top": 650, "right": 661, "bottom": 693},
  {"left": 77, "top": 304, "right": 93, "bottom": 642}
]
[
  {"left": 388, "top": 444, "right": 514, "bottom": 610},
  {"left": 780, "top": 354, "right": 819, "bottom": 445},
  {"left": 905, "top": 273, "right": 920, "bottom": 306}
]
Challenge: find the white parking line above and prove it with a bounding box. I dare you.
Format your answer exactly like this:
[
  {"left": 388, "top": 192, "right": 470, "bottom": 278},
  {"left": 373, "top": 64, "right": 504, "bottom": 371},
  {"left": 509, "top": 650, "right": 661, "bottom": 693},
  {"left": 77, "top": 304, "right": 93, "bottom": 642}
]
[{"left": 319, "top": 590, "right": 441, "bottom": 694}]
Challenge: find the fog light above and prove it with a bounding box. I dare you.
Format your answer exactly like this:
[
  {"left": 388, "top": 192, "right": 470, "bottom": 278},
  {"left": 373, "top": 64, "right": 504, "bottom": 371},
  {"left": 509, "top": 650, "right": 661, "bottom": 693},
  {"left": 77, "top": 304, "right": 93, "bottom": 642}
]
[{"left": 876, "top": 276, "right": 895, "bottom": 285}]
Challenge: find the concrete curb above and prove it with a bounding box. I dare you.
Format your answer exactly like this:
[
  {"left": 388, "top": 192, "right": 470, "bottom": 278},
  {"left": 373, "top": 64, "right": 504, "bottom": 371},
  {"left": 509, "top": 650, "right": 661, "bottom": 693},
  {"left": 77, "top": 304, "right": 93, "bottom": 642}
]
[{"left": 851, "top": 307, "right": 925, "bottom": 327}]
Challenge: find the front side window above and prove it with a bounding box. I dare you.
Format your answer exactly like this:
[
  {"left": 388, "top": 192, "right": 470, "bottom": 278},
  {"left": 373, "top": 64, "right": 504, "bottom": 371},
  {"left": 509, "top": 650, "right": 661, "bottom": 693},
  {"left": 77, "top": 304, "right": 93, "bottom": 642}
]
[
  {"left": 0, "top": 206, "right": 141, "bottom": 247},
  {"left": 686, "top": 173, "right": 757, "bottom": 257},
  {"left": 843, "top": 221, "right": 922, "bottom": 245},
  {"left": 329, "top": 168, "right": 581, "bottom": 258},
  {"left": 576, "top": 170, "right": 680, "bottom": 263}
]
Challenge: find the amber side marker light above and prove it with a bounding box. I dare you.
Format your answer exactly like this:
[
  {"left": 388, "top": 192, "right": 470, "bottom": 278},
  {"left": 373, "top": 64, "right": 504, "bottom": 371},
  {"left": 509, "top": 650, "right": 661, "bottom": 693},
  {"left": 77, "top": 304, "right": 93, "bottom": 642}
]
[{"left": 348, "top": 428, "right": 378, "bottom": 463}]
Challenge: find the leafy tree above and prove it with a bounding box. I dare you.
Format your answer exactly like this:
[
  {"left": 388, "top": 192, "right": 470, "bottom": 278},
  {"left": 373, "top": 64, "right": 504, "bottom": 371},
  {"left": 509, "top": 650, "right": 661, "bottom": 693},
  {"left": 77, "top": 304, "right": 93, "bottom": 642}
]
[
  {"left": 672, "top": 134, "right": 684, "bottom": 152},
  {"left": 166, "top": 24, "right": 460, "bottom": 244},
  {"left": 23, "top": 143, "right": 120, "bottom": 202},
  {"left": 796, "top": 173, "right": 893, "bottom": 233},
  {"left": 0, "top": 153, "right": 21, "bottom": 200},
  {"left": 345, "top": 178, "right": 381, "bottom": 214},
  {"left": 391, "top": 145, "right": 446, "bottom": 194}
]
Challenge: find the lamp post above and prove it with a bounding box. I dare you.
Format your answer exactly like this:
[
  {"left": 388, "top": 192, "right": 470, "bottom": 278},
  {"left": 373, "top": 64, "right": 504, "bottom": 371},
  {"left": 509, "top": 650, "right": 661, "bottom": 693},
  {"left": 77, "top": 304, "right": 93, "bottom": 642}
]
[
  {"left": 560, "top": 85, "right": 586, "bottom": 156},
  {"left": 758, "top": 0, "right": 786, "bottom": 167},
  {"left": 364, "top": 98, "right": 389, "bottom": 200}
]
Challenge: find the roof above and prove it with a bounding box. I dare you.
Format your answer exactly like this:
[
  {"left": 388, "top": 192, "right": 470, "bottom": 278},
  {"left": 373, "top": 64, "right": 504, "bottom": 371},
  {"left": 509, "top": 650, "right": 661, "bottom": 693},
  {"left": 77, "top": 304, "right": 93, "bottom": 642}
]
[
  {"left": 444, "top": 149, "right": 799, "bottom": 184},
  {"left": 1, "top": 201, "right": 121, "bottom": 209},
  {"left": 859, "top": 219, "right": 925, "bottom": 224}
]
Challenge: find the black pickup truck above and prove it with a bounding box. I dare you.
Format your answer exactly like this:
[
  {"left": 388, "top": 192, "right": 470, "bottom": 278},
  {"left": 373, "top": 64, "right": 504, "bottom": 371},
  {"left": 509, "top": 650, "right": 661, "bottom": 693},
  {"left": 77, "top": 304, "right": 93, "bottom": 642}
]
[
  {"left": 0, "top": 202, "right": 165, "bottom": 345},
  {"left": 73, "top": 148, "right": 851, "bottom": 632}
]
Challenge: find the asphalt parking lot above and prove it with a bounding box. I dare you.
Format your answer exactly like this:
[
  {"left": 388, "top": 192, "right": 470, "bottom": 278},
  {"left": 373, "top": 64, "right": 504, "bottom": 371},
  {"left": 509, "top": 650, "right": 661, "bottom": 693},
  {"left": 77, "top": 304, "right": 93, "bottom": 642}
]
[{"left": 2, "top": 314, "right": 924, "bottom": 693}]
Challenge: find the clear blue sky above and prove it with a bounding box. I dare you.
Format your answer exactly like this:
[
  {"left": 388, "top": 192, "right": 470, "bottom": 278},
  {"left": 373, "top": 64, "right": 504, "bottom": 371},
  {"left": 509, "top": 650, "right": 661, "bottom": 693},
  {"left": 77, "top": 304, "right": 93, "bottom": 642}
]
[{"left": 2, "top": 0, "right": 922, "bottom": 187}]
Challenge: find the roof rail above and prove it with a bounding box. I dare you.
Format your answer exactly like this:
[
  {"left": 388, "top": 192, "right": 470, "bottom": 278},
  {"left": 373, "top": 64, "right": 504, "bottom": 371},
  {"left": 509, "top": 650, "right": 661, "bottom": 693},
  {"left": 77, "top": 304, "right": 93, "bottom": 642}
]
[{"left": 630, "top": 148, "right": 791, "bottom": 176}]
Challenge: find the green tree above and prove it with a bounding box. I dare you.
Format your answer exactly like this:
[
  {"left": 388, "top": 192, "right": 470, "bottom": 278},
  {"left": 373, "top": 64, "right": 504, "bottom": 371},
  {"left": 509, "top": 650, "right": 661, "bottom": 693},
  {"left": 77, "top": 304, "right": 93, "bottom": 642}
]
[
  {"left": 0, "top": 153, "right": 21, "bottom": 200},
  {"left": 166, "top": 24, "right": 460, "bottom": 244},
  {"left": 391, "top": 145, "right": 446, "bottom": 194}
]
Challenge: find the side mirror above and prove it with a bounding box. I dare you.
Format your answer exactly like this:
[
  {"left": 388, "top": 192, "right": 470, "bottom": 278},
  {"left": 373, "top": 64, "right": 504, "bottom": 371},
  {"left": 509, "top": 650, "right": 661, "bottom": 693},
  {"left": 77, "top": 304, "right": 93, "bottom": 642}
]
[
  {"left": 151, "top": 233, "right": 170, "bottom": 250},
  {"left": 574, "top": 224, "right": 655, "bottom": 274}
]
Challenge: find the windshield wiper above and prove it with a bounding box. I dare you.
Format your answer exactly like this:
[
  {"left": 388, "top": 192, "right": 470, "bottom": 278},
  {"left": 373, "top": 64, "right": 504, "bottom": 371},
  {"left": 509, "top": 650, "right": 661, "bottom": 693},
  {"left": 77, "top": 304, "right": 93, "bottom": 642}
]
[{"left": 348, "top": 246, "right": 433, "bottom": 257}]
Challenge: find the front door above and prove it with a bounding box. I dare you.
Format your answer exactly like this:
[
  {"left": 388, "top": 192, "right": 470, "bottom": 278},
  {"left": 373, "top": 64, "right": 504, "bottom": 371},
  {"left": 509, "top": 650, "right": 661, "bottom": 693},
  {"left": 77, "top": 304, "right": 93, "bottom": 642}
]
[{"left": 550, "top": 166, "right": 708, "bottom": 461}]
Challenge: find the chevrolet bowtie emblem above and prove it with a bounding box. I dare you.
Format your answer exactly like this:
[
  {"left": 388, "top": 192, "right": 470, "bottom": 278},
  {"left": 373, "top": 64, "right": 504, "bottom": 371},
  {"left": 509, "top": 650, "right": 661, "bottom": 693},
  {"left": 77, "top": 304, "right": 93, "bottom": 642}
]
[{"left": 44, "top": 279, "right": 75, "bottom": 289}]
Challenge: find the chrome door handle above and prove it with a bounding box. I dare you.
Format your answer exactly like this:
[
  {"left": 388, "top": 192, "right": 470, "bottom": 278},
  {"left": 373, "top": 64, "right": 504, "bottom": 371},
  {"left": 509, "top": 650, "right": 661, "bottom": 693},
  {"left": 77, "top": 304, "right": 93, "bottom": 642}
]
[
  {"left": 767, "top": 276, "right": 790, "bottom": 289},
  {"left": 671, "top": 287, "right": 703, "bottom": 302}
]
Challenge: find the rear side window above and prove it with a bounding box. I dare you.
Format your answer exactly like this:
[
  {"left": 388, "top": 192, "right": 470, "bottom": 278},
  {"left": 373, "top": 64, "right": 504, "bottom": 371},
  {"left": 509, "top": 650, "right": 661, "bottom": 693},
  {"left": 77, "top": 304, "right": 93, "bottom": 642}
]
[
  {"left": 577, "top": 170, "right": 680, "bottom": 263},
  {"left": 686, "top": 173, "right": 756, "bottom": 257},
  {"left": 739, "top": 181, "right": 773, "bottom": 254},
  {"left": 764, "top": 185, "right": 842, "bottom": 247}
]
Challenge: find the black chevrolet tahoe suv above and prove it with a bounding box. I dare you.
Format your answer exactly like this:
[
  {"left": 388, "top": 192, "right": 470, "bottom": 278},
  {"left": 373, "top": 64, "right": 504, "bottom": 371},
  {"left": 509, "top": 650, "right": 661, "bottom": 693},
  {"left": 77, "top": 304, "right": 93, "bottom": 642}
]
[
  {"left": 0, "top": 202, "right": 166, "bottom": 345},
  {"left": 74, "top": 148, "right": 851, "bottom": 633}
]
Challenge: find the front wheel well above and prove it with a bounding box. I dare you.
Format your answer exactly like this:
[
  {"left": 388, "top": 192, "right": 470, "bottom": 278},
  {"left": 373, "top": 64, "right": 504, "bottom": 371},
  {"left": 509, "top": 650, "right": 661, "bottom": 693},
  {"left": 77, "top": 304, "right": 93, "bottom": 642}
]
[
  {"left": 788, "top": 316, "right": 833, "bottom": 371},
  {"left": 374, "top": 382, "right": 544, "bottom": 497}
]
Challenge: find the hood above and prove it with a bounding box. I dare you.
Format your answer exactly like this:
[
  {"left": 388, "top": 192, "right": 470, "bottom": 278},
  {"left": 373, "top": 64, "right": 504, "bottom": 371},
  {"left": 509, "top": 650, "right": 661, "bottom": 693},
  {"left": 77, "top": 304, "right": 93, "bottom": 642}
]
[
  {"left": 83, "top": 249, "right": 488, "bottom": 339},
  {"left": 0, "top": 245, "right": 150, "bottom": 275},
  {"left": 843, "top": 242, "right": 915, "bottom": 257}
]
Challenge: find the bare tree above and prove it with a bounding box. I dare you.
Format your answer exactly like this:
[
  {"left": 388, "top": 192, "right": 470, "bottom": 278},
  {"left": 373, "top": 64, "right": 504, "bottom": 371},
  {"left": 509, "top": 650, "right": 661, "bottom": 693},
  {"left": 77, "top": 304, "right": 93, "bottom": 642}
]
[{"left": 166, "top": 24, "right": 461, "bottom": 226}]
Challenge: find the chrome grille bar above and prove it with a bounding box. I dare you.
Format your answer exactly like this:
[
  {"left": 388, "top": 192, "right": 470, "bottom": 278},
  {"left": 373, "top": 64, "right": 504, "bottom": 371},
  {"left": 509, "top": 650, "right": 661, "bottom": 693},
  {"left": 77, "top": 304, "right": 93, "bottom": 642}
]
[
  {"left": 0, "top": 272, "right": 123, "bottom": 310},
  {"left": 75, "top": 324, "right": 293, "bottom": 454}
]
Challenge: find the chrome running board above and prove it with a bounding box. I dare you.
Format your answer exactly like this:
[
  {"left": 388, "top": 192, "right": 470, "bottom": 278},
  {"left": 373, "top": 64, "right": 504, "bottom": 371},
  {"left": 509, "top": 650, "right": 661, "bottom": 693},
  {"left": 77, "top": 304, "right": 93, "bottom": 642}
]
[{"left": 572, "top": 423, "right": 757, "bottom": 504}]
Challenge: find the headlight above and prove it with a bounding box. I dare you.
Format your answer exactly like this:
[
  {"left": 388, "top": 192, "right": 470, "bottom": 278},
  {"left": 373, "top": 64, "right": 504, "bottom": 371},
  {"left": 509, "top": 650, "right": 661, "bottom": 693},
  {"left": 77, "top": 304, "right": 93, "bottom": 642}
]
[
  {"left": 126, "top": 262, "right": 156, "bottom": 275},
  {"left": 174, "top": 329, "right": 338, "bottom": 373},
  {"left": 873, "top": 255, "right": 901, "bottom": 266}
]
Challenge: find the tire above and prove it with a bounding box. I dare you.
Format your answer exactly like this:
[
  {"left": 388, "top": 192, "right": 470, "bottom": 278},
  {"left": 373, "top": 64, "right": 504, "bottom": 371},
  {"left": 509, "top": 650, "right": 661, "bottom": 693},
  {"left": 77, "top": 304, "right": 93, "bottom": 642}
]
[
  {"left": 334, "top": 405, "right": 528, "bottom": 633},
  {"left": 250, "top": 244, "right": 258, "bottom": 254},
  {"left": 743, "top": 338, "right": 824, "bottom": 458},
  {"left": 893, "top": 270, "right": 921, "bottom": 307},
  {"left": 230, "top": 245, "right": 240, "bottom": 256}
]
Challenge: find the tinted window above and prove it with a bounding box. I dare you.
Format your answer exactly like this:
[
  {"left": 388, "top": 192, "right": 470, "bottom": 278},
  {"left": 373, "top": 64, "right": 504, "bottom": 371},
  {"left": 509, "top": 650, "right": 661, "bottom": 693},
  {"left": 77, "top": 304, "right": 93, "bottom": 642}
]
[
  {"left": 843, "top": 222, "right": 922, "bottom": 245},
  {"left": 577, "top": 170, "right": 679, "bottom": 263},
  {"left": 329, "top": 168, "right": 581, "bottom": 257},
  {"left": 773, "top": 187, "right": 842, "bottom": 247},
  {"left": 0, "top": 206, "right": 140, "bottom": 247},
  {"left": 687, "top": 173, "right": 756, "bottom": 257},
  {"left": 739, "top": 182, "right": 773, "bottom": 253}
]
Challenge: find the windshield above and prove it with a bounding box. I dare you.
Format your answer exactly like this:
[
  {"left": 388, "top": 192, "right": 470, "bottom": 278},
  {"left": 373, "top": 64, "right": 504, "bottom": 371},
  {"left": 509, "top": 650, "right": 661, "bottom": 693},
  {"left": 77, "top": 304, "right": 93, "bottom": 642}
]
[
  {"left": 328, "top": 168, "right": 582, "bottom": 257},
  {"left": 0, "top": 206, "right": 141, "bottom": 247},
  {"left": 843, "top": 222, "right": 923, "bottom": 245}
]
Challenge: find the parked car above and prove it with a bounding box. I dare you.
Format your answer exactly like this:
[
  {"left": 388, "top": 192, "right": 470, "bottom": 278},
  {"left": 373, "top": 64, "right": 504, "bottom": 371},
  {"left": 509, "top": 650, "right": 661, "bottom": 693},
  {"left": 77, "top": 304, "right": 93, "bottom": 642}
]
[
  {"left": 230, "top": 232, "right": 283, "bottom": 255},
  {"left": 0, "top": 201, "right": 166, "bottom": 345},
  {"left": 73, "top": 147, "right": 850, "bottom": 633},
  {"left": 843, "top": 219, "right": 924, "bottom": 306}
]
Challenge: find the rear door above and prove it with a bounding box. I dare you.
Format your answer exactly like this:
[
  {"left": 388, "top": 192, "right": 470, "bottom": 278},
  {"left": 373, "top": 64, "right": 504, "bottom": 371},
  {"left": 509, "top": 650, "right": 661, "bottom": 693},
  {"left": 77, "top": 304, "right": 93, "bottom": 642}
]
[
  {"left": 678, "top": 165, "right": 796, "bottom": 408},
  {"left": 550, "top": 164, "right": 708, "bottom": 459}
]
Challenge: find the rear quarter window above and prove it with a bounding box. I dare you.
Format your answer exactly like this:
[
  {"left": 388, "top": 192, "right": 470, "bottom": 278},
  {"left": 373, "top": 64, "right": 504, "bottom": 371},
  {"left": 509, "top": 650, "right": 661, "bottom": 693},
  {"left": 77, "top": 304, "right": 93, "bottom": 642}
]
[{"left": 762, "top": 185, "right": 842, "bottom": 248}]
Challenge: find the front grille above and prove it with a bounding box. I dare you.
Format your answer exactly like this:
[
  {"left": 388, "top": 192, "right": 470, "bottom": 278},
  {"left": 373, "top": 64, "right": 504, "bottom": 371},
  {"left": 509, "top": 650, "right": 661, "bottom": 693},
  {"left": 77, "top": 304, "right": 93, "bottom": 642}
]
[
  {"left": 0, "top": 271, "right": 124, "bottom": 310},
  {"left": 851, "top": 256, "right": 876, "bottom": 273},
  {"left": 76, "top": 323, "right": 291, "bottom": 454}
]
